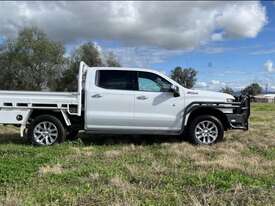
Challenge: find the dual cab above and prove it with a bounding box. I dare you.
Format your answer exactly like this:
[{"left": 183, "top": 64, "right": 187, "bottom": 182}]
[{"left": 0, "top": 62, "right": 250, "bottom": 145}]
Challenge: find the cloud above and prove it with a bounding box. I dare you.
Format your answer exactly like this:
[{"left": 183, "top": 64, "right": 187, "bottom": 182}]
[
  {"left": 199, "top": 44, "right": 262, "bottom": 55},
  {"left": 195, "top": 76, "right": 257, "bottom": 92},
  {"left": 0, "top": 1, "right": 267, "bottom": 50},
  {"left": 211, "top": 80, "right": 221, "bottom": 85},
  {"left": 196, "top": 81, "right": 208, "bottom": 88},
  {"left": 201, "top": 47, "right": 226, "bottom": 54},
  {"left": 251, "top": 48, "right": 275, "bottom": 55},
  {"left": 195, "top": 79, "right": 226, "bottom": 91},
  {"left": 270, "top": 85, "right": 275, "bottom": 92},
  {"left": 211, "top": 33, "right": 224, "bottom": 42},
  {"left": 264, "top": 60, "right": 275, "bottom": 73},
  {"left": 215, "top": 2, "right": 267, "bottom": 39},
  {"left": 104, "top": 46, "right": 186, "bottom": 67}
]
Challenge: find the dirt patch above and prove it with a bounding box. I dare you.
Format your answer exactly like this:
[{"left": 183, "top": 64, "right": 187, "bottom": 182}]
[
  {"left": 110, "top": 176, "right": 132, "bottom": 191},
  {"left": 38, "top": 163, "right": 63, "bottom": 176},
  {"left": 0, "top": 193, "right": 22, "bottom": 206},
  {"left": 104, "top": 150, "right": 122, "bottom": 158},
  {"left": 89, "top": 173, "right": 100, "bottom": 181}
]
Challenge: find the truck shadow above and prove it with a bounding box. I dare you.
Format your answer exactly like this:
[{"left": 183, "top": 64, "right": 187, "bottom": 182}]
[
  {"left": 0, "top": 131, "right": 189, "bottom": 146},
  {"left": 0, "top": 133, "right": 27, "bottom": 145},
  {"left": 78, "top": 133, "right": 189, "bottom": 146}
]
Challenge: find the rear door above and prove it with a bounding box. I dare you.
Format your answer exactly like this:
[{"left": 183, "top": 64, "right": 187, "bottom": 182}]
[
  {"left": 133, "top": 71, "right": 184, "bottom": 131},
  {"left": 85, "top": 69, "right": 137, "bottom": 130}
]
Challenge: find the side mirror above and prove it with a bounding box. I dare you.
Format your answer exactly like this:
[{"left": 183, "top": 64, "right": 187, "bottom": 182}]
[{"left": 170, "top": 85, "right": 180, "bottom": 97}]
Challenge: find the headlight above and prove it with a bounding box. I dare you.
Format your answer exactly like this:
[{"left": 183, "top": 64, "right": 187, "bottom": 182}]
[{"left": 226, "top": 98, "right": 234, "bottom": 103}]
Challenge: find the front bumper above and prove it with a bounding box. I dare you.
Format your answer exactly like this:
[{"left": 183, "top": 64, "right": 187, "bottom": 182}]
[{"left": 226, "top": 95, "right": 250, "bottom": 130}]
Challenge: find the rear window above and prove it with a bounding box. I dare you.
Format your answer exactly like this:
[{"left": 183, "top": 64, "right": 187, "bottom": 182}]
[{"left": 96, "top": 70, "right": 137, "bottom": 90}]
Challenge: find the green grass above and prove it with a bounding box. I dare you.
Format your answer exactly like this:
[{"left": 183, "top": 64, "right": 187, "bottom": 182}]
[{"left": 0, "top": 103, "right": 275, "bottom": 205}]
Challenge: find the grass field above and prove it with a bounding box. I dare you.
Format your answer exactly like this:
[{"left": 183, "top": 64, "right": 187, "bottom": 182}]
[{"left": 0, "top": 103, "right": 275, "bottom": 206}]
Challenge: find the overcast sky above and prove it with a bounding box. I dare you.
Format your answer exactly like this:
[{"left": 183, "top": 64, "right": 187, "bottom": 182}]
[{"left": 0, "top": 1, "right": 275, "bottom": 91}]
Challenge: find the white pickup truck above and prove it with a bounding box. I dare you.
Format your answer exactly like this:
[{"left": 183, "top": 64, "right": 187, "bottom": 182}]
[{"left": 0, "top": 62, "right": 250, "bottom": 146}]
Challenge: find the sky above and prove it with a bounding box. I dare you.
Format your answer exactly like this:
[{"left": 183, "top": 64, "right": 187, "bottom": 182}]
[{"left": 0, "top": 1, "right": 275, "bottom": 91}]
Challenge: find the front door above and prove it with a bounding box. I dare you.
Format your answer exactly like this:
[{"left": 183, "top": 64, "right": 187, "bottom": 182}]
[{"left": 133, "top": 71, "right": 184, "bottom": 131}]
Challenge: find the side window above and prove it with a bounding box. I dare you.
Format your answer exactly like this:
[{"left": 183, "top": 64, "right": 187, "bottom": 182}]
[
  {"left": 138, "top": 72, "right": 172, "bottom": 92},
  {"left": 97, "top": 70, "right": 136, "bottom": 90}
]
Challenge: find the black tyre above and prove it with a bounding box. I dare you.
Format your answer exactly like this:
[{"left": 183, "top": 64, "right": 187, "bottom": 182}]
[
  {"left": 28, "top": 115, "right": 65, "bottom": 146},
  {"left": 66, "top": 129, "right": 79, "bottom": 140},
  {"left": 189, "top": 115, "right": 224, "bottom": 145}
]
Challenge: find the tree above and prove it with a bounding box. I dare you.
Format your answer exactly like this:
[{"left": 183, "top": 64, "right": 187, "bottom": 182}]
[
  {"left": 57, "top": 43, "right": 121, "bottom": 91},
  {"left": 0, "top": 28, "right": 121, "bottom": 91},
  {"left": 57, "top": 42, "right": 103, "bottom": 91},
  {"left": 220, "top": 86, "right": 234, "bottom": 95},
  {"left": 170, "top": 66, "right": 197, "bottom": 88},
  {"left": 106, "top": 52, "right": 121, "bottom": 67},
  {"left": 0, "top": 27, "right": 65, "bottom": 91},
  {"left": 241, "top": 83, "right": 262, "bottom": 96}
]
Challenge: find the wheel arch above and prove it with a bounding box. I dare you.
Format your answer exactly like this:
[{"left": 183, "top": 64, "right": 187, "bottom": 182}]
[
  {"left": 29, "top": 109, "right": 70, "bottom": 128},
  {"left": 186, "top": 107, "right": 230, "bottom": 130}
]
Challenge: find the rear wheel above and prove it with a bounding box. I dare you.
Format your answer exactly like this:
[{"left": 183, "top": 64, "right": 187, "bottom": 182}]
[
  {"left": 28, "top": 115, "right": 65, "bottom": 146},
  {"left": 189, "top": 115, "right": 224, "bottom": 145}
]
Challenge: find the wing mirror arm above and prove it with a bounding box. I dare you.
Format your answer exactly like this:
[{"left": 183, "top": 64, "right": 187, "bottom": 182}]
[{"left": 170, "top": 85, "right": 180, "bottom": 97}]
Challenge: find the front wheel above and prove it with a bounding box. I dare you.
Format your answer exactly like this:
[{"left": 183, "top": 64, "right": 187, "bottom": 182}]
[
  {"left": 28, "top": 115, "right": 66, "bottom": 146},
  {"left": 189, "top": 115, "right": 224, "bottom": 145}
]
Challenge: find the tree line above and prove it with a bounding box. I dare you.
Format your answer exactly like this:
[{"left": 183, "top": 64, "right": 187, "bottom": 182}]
[
  {"left": 0, "top": 27, "right": 121, "bottom": 91},
  {"left": 0, "top": 27, "right": 263, "bottom": 96},
  {"left": 220, "top": 83, "right": 262, "bottom": 96}
]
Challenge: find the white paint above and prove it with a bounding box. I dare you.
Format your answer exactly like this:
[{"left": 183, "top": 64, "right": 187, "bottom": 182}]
[{"left": 0, "top": 62, "right": 235, "bottom": 137}]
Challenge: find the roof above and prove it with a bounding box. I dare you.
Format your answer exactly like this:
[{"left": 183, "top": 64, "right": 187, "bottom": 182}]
[{"left": 89, "top": 66, "right": 158, "bottom": 74}]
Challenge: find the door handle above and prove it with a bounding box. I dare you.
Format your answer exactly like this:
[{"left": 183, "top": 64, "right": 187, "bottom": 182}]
[
  {"left": 91, "top": 94, "right": 102, "bottom": 98},
  {"left": 136, "top": 95, "right": 148, "bottom": 100}
]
